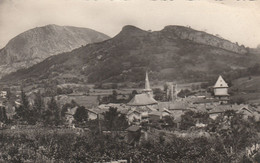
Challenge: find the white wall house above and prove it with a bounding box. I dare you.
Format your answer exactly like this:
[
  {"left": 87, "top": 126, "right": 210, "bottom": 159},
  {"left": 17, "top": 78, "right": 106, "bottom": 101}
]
[{"left": 213, "top": 75, "right": 229, "bottom": 96}]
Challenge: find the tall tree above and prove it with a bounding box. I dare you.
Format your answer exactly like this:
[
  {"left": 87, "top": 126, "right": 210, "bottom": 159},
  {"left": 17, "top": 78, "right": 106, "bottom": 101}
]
[
  {"left": 33, "top": 91, "right": 44, "bottom": 121},
  {"left": 43, "top": 97, "right": 60, "bottom": 126},
  {"left": 111, "top": 90, "right": 118, "bottom": 102},
  {"left": 0, "top": 107, "right": 7, "bottom": 123},
  {"left": 103, "top": 107, "right": 128, "bottom": 131},
  {"left": 61, "top": 100, "right": 78, "bottom": 117},
  {"left": 14, "top": 88, "right": 31, "bottom": 124},
  {"left": 74, "top": 106, "right": 88, "bottom": 124},
  {"left": 21, "top": 88, "right": 29, "bottom": 110}
]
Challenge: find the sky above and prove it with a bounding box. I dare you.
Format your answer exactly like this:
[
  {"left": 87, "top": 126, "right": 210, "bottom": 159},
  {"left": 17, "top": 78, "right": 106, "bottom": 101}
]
[{"left": 0, "top": 0, "right": 260, "bottom": 48}]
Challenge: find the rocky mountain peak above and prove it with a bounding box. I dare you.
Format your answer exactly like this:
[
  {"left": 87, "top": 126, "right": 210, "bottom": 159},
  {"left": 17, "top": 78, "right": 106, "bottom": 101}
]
[
  {"left": 115, "top": 25, "right": 148, "bottom": 38},
  {"left": 162, "top": 25, "right": 248, "bottom": 54},
  {"left": 0, "top": 24, "right": 110, "bottom": 78}
]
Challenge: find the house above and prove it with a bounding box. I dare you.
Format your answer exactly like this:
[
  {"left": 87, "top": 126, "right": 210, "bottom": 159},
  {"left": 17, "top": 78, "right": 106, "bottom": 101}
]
[
  {"left": 0, "top": 91, "right": 7, "bottom": 98},
  {"left": 5, "top": 105, "right": 16, "bottom": 120},
  {"left": 98, "top": 103, "right": 126, "bottom": 110},
  {"left": 157, "top": 101, "right": 189, "bottom": 122},
  {"left": 237, "top": 106, "right": 256, "bottom": 120},
  {"left": 208, "top": 104, "right": 250, "bottom": 120},
  {"left": 161, "top": 108, "right": 171, "bottom": 117},
  {"left": 65, "top": 106, "right": 78, "bottom": 126},
  {"left": 196, "top": 91, "right": 208, "bottom": 98},
  {"left": 148, "top": 110, "right": 162, "bottom": 122},
  {"left": 213, "top": 75, "right": 229, "bottom": 102},
  {"left": 127, "top": 110, "right": 142, "bottom": 123},
  {"left": 126, "top": 125, "right": 141, "bottom": 145},
  {"left": 87, "top": 109, "right": 99, "bottom": 120},
  {"left": 87, "top": 108, "right": 106, "bottom": 120},
  {"left": 117, "top": 107, "right": 129, "bottom": 115},
  {"left": 250, "top": 106, "right": 260, "bottom": 121}
]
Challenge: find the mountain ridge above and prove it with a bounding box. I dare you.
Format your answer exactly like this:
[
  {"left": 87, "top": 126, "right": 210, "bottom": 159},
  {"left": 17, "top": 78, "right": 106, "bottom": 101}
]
[
  {"left": 1, "top": 25, "right": 258, "bottom": 86},
  {"left": 0, "top": 24, "right": 110, "bottom": 78},
  {"left": 161, "top": 25, "right": 248, "bottom": 54}
]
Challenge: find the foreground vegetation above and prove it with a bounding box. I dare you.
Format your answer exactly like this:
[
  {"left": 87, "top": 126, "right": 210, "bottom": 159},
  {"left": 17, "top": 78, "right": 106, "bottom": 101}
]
[
  {"left": 0, "top": 84, "right": 260, "bottom": 162},
  {"left": 1, "top": 107, "right": 260, "bottom": 162},
  {"left": 0, "top": 126, "right": 259, "bottom": 163}
]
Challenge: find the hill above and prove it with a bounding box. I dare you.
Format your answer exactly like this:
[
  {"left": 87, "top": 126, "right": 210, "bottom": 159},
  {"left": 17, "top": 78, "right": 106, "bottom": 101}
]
[
  {"left": 0, "top": 24, "right": 110, "bottom": 78},
  {"left": 230, "top": 75, "right": 260, "bottom": 104},
  {"left": 1, "top": 25, "right": 260, "bottom": 86}
]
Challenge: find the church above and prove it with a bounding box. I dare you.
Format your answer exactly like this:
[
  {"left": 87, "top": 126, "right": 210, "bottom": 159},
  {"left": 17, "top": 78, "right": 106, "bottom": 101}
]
[{"left": 127, "top": 72, "right": 158, "bottom": 106}]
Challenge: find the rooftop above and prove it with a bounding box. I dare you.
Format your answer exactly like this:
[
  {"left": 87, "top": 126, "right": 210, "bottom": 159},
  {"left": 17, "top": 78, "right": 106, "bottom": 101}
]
[
  {"left": 128, "top": 94, "right": 158, "bottom": 106},
  {"left": 214, "top": 75, "right": 228, "bottom": 88},
  {"left": 126, "top": 125, "right": 141, "bottom": 132}
]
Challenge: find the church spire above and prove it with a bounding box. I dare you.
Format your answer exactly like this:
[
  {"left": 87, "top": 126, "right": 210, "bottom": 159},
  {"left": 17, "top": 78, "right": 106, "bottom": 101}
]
[
  {"left": 145, "top": 71, "right": 151, "bottom": 90},
  {"left": 143, "top": 71, "right": 152, "bottom": 95}
]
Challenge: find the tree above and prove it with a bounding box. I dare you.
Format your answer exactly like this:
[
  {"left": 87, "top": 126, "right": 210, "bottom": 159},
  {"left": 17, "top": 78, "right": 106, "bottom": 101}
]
[
  {"left": 97, "top": 95, "right": 101, "bottom": 105},
  {"left": 179, "top": 111, "right": 196, "bottom": 130},
  {"left": 213, "top": 111, "right": 258, "bottom": 156},
  {"left": 248, "top": 63, "right": 260, "bottom": 75},
  {"left": 14, "top": 88, "right": 33, "bottom": 124},
  {"left": 179, "top": 111, "right": 209, "bottom": 130},
  {"left": 100, "top": 90, "right": 120, "bottom": 104},
  {"left": 132, "top": 90, "right": 138, "bottom": 95},
  {"left": 103, "top": 107, "right": 128, "bottom": 131},
  {"left": 163, "top": 116, "right": 175, "bottom": 127},
  {"left": 0, "top": 107, "right": 7, "bottom": 123},
  {"left": 61, "top": 100, "right": 78, "bottom": 117},
  {"left": 21, "top": 88, "right": 29, "bottom": 110},
  {"left": 177, "top": 89, "right": 194, "bottom": 98},
  {"left": 43, "top": 97, "right": 60, "bottom": 126},
  {"left": 112, "top": 90, "right": 118, "bottom": 101},
  {"left": 74, "top": 106, "right": 88, "bottom": 124},
  {"left": 112, "top": 83, "right": 118, "bottom": 89},
  {"left": 33, "top": 91, "right": 44, "bottom": 121},
  {"left": 153, "top": 88, "right": 166, "bottom": 101},
  {"left": 230, "top": 97, "right": 246, "bottom": 105},
  {"left": 128, "top": 90, "right": 138, "bottom": 102}
]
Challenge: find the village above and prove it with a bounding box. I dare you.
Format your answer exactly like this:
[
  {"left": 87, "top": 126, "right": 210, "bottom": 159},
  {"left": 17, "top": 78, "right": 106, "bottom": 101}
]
[
  {"left": 1, "top": 73, "right": 259, "bottom": 127},
  {"left": 1, "top": 72, "right": 260, "bottom": 162}
]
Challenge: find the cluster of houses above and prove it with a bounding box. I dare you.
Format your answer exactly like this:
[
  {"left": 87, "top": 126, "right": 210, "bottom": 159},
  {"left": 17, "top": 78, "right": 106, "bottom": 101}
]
[
  {"left": 1, "top": 72, "right": 260, "bottom": 130},
  {"left": 64, "top": 72, "right": 260, "bottom": 128}
]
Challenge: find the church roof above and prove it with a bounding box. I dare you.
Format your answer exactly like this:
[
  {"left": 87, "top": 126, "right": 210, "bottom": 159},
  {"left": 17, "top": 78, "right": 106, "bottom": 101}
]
[
  {"left": 127, "top": 94, "right": 158, "bottom": 106},
  {"left": 213, "top": 75, "right": 228, "bottom": 88}
]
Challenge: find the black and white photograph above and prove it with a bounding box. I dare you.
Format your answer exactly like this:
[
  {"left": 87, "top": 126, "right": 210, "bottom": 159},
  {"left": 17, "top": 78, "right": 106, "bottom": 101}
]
[{"left": 0, "top": 0, "right": 260, "bottom": 162}]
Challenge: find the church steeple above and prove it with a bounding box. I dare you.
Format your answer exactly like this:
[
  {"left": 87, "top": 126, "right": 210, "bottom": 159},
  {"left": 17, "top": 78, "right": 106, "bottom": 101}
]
[
  {"left": 143, "top": 71, "right": 152, "bottom": 95},
  {"left": 145, "top": 71, "right": 151, "bottom": 90}
]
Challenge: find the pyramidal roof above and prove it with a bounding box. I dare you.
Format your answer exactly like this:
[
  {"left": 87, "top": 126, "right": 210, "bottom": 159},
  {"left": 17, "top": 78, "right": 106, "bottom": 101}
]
[
  {"left": 213, "top": 75, "right": 228, "bottom": 88},
  {"left": 127, "top": 94, "right": 158, "bottom": 106}
]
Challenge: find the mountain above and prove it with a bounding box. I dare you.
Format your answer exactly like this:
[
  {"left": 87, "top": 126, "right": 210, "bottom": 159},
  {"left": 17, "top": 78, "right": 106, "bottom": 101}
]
[
  {"left": 2, "top": 25, "right": 260, "bottom": 86},
  {"left": 0, "top": 24, "right": 110, "bottom": 78}
]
